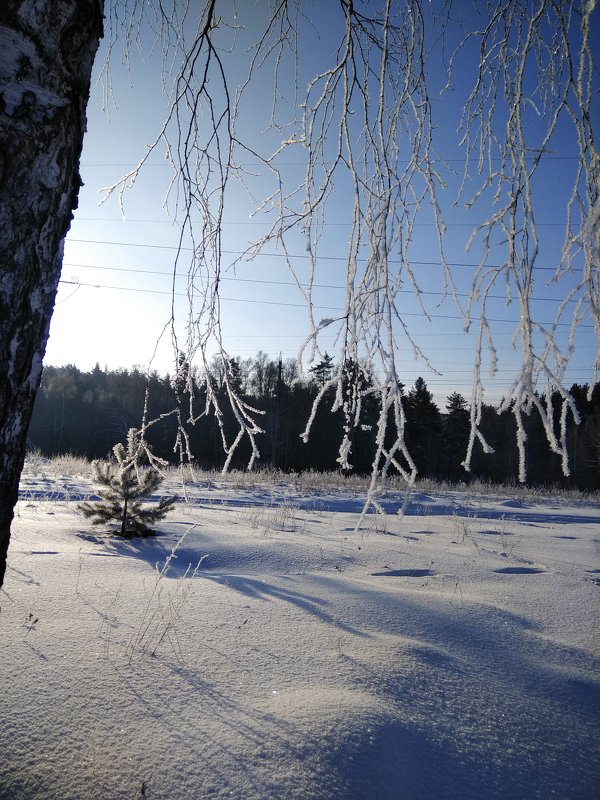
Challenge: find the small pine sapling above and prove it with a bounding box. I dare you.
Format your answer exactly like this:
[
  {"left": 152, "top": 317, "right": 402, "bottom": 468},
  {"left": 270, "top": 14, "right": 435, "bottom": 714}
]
[{"left": 78, "top": 429, "right": 177, "bottom": 537}]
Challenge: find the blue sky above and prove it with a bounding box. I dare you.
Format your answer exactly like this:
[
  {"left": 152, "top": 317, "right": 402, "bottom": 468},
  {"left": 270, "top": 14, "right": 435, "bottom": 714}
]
[{"left": 45, "top": 1, "right": 598, "bottom": 408}]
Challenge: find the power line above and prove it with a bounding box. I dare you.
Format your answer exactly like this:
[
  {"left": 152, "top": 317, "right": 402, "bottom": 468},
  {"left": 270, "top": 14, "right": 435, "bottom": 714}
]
[
  {"left": 222, "top": 337, "right": 596, "bottom": 350},
  {"left": 58, "top": 278, "right": 594, "bottom": 329},
  {"left": 66, "top": 237, "right": 579, "bottom": 274},
  {"left": 37, "top": 359, "right": 592, "bottom": 390},
  {"left": 61, "top": 260, "right": 579, "bottom": 305},
  {"left": 80, "top": 155, "right": 581, "bottom": 168},
  {"left": 72, "top": 216, "right": 569, "bottom": 228}
]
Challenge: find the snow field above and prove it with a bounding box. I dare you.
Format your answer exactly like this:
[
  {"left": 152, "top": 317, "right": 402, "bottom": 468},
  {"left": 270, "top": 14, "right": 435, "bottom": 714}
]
[{"left": 1, "top": 474, "right": 599, "bottom": 799}]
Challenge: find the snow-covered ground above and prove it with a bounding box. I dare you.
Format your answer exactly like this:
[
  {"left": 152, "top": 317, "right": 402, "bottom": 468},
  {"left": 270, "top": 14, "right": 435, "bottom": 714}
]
[{"left": 1, "top": 467, "right": 599, "bottom": 799}]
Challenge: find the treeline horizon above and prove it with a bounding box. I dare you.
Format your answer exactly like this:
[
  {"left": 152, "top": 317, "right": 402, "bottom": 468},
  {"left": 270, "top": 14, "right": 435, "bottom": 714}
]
[{"left": 27, "top": 354, "right": 600, "bottom": 490}]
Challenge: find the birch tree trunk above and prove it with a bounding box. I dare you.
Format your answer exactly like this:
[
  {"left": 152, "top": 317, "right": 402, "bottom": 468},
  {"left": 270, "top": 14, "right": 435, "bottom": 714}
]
[{"left": 0, "top": 1, "right": 104, "bottom": 588}]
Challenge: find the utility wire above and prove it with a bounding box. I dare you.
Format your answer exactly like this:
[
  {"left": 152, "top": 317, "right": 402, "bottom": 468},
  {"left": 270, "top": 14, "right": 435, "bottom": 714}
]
[
  {"left": 81, "top": 155, "right": 581, "bottom": 168},
  {"left": 66, "top": 237, "right": 580, "bottom": 274},
  {"left": 57, "top": 278, "right": 594, "bottom": 329},
  {"left": 61, "top": 260, "right": 579, "bottom": 305},
  {"left": 72, "top": 216, "right": 570, "bottom": 228}
]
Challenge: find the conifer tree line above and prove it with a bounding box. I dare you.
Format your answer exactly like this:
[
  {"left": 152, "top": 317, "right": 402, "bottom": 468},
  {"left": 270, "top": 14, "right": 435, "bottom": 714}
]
[{"left": 28, "top": 355, "right": 600, "bottom": 490}]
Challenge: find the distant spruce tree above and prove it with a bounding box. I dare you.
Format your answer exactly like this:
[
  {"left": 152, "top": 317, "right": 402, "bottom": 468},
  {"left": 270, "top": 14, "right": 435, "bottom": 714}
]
[
  {"left": 309, "top": 353, "right": 335, "bottom": 387},
  {"left": 78, "top": 429, "right": 177, "bottom": 537},
  {"left": 404, "top": 377, "right": 442, "bottom": 477},
  {"left": 442, "top": 392, "right": 471, "bottom": 480}
]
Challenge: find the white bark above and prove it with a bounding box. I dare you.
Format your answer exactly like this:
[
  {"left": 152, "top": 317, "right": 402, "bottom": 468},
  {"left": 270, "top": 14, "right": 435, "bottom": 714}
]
[{"left": 0, "top": 0, "right": 104, "bottom": 587}]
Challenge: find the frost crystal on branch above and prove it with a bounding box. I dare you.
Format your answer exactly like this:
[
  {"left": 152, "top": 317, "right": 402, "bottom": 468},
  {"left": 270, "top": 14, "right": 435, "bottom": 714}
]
[{"left": 100, "top": 0, "right": 597, "bottom": 492}]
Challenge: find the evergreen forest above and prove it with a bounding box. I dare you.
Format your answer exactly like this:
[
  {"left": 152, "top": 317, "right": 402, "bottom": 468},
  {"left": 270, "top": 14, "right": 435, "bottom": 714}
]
[{"left": 27, "top": 354, "right": 600, "bottom": 490}]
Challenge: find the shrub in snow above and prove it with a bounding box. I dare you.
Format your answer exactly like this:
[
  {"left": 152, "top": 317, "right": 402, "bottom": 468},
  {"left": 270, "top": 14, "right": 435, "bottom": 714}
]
[{"left": 78, "top": 429, "right": 177, "bottom": 537}]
